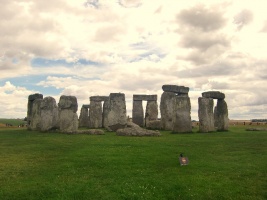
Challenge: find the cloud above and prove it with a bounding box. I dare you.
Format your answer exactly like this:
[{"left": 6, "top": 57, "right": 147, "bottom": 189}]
[
  {"left": 177, "top": 4, "right": 226, "bottom": 32},
  {"left": 119, "top": 0, "right": 142, "bottom": 8},
  {"left": 233, "top": 9, "right": 253, "bottom": 30}
]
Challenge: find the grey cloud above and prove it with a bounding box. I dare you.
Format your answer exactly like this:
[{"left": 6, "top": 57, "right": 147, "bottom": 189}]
[
  {"left": 260, "top": 20, "right": 267, "bottom": 32},
  {"left": 94, "top": 26, "right": 125, "bottom": 42},
  {"left": 233, "top": 9, "right": 253, "bottom": 30},
  {"left": 181, "top": 32, "right": 229, "bottom": 51},
  {"left": 177, "top": 4, "right": 226, "bottom": 32}
]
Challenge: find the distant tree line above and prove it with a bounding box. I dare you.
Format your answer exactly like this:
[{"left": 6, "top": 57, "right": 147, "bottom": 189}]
[{"left": 251, "top": 119, "right": 267, "bottom": 122}]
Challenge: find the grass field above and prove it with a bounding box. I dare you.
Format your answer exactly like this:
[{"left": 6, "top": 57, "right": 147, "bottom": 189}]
[{"left": 0, "top": 126, "right": 266, "bottom": 200}]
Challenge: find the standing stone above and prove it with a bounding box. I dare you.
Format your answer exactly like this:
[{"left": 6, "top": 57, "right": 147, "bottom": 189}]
[
  {"left": 214, "top": 99, "right": 229, "bottom": 131},
  {"left": 198, "top": 97, "right": 215, "bottom": 132},
  {"left": 79, "top": 105, "right": 90, "bottom": 127},
  {"left": 145, "top": 100, "right": 158, "bottom": 127},
  {"left": 104, "top": 93, "right": 127, "bottom": 131},
  {"left": 160, "top": 92, "right": 176, "bottom": 130},
  {"left": 58, "top": 95, "right": 78, "bottom": 133},
  {"left": 27, "top": 93, "right": 43, "bottom": 129},
  {"left": 132, "top": 100, "right": 144, "bottom": 126},
  {"left": 29, "top": 99, "right": 43, "bottom": 131},
  {"left": 40, "top": 97, "right": 59, "bottom": 132},
  {"left": 89, "top": 101, "right": 103, "bottom": 128},
  {"left": 172, "top": 96, "right": 192, "bottom": 133},
  {"left": 102, "top": 98, "right": 109, "bottom": 129}
]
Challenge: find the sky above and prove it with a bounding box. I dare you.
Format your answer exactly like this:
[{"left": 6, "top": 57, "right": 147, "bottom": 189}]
[{"left": 1, "top": 0, "right": 267, "bottom": 120}]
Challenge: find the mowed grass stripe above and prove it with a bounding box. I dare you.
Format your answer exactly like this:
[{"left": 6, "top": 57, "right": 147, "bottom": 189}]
[{"left": 0, "top": 127, "right": 266, "bottom": 200}]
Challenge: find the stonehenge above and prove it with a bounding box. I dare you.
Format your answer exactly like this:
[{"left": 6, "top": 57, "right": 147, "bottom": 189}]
[
  {"left": 26, "top": 86, "right": 229, "bottom": 135},
  {"left": 132, "top": 94, "right": 159, "bottom": 128},
  {"left": 160, "top": 85, "right": 192, "bottom": 133},
  {"left": 198, "top": 91, "right": 229, "bottom": 132}
]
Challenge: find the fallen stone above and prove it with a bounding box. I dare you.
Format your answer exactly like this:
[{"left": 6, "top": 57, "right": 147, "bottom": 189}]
[
  {"left": 202, "top": 91, "right": 225, "bottom": 100},
  {"left": 116, "top": 122, "right": 161, "bottom": 136},
  {"left": 246, "top": 128, "right": 267, "bottom": 131},
  {"left": 146, "top": 120, "right": 162, "bottom": 130},
  {"left": 77, "top": 129, "right": 105, "bottom": 135},
  {"left": 162, "top": 85, "right": 189, "bottom": 94}
]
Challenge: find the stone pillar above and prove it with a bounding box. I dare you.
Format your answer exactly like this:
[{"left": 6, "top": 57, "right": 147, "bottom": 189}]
[
  {"left": 102, "top": 98, "right": 109, "bottom": 129},
  {"left": 58, "top": 95, "right": 78, "bottom": 133},
  {"left": 145, "top": 100, "right": 158, "bottom": 127},
  {"left": 132, "top": 100, "right": 144, "bottom": 126},
  {"left": 214, "top": 99, "right": 229, "bottom": 131},
  {"left": 198, "top": 97, "right": 215, "bottom": 132},
  {"left": 160, "top": 92, "right": 176, "bottom": 130},
  {"left": 40, "top": 97, "right": 59, "bottom": 132},
  {"left": 79, "top": 104, "right": 90, "bottom": 128},
  {"left": 27, "top": 93, "right": 43, "bottom": 129},
  {"left": 172, "top": 96, "right": 192, "bottom": 133},
  {"left": 89, "top": 100, "right": 103, "bottom": 128},
  {"left": 29, "top": 99, "right": 43, "bottom": 131},
  {"left": 104, "top": 93, "right": 127, "bottom": 131}
]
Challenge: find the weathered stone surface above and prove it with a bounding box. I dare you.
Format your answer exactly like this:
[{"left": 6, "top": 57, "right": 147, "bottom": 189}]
[
  {"left": 77, "top": 129, "right": 105, "bottom": 135},
  {"left": 58, "top": 95, "right": 78, "bottom": 133},
  {"left": 133, "top": 95, "right": 157, "bottom": 101},
  {"left": 116, "top": 122, "right": 161, "bottom": 136},
  {"left": 162, "top": 85, "right": 189, "bottom": 94},
  {"left": 90, "top": 96, "right": 109, "bottom": 102},
  {"left": 79, "top": 105, "right": 89, "bottom": 127},
  {"left": 145, "top": 100, "right": 158, "bottom": 127},
  {"left": 27, "top": 93, "right": 43, "bottom": 129},
  {"left": 172, "top": 96, "right": 192, "bottom": 133},
  {"left": 58, "top": 95, "right": 78, "bottom": 112},
  {"left": 89, "top": 101, "right": 103, "bottom": 128},
  {"left": 132, "top": 100, "right": 144, "bottom": 127},
  {"left": 214, "top": 99, "right": 229, "bottom": 131},
  {"left": 202, "top": 91, "right": 225, "bottom": 100},
  {"left": 29, "top": 99, "right": 43, "bottom": 131},
  {"left": 40, "top": 97, "right": 59, "bottom": 132},
  {"left": 198, "top": 97, "right": 215, "bottom": 132},
  {"left": 104, "top": 93, "right": 127, "bottom": 131},
  {"left": 102, "top": 98, "right": 109, "bottom": 129},
  {"left": 160, "top": 92, "right": 176, "bottom": 130},
  {"left": 146, "top": 120, "right": 162, "bottom": 130}
]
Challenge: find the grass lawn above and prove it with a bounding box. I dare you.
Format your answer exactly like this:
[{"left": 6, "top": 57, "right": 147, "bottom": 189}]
[{"left": 0, "top": 126, "right": 266, "bottom": 200}]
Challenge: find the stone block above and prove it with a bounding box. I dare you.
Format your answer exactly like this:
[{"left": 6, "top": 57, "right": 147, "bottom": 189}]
[
  {"left": 162, "top": 85, "right": 189, "bottom": 94},
  {"left": 133, "top": 95, "right": 157, "bottom": 101},
  {"left": 202, "top": 91, "right": 225, "bottom": 100}
]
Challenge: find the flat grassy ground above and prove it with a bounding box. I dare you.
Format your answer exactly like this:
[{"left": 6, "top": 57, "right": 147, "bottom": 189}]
[{"left": 0, "top": 126, "right": 266, "bottom": 200}]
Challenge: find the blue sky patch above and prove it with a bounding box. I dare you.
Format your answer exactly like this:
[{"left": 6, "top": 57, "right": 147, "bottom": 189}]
[{"left": 31, "top": 57, "right": 102, "bottom": 68}]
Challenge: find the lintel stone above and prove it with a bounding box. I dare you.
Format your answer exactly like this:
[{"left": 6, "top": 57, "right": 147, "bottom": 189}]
[
  {"left": 133, "top": 95, "right": 157, "bottom": 101},
  {"left": 90, "top": 96, "right": 109, "bottom": 102},
  {"left": 162, "top": 85, "right": 189, "bottom": 94},
  {"left": 202, "top": 91, "right": 225, "bottom": 100}
]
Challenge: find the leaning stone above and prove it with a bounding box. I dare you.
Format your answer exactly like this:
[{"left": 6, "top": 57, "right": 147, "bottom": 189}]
[
  {"left": 198, "top": 97, "right": 215, "bottom": 132},
  {"left": 162, "top": 85, "right": 189, "bottom": 94},
  {"left": 214, "top": 99, "right": 229, "bottom": 131},
  {"left": 40, "top": 97, "right": 59, "bottom": 132},
  {"left": 172, "top": 96, "right": 192, "bottom": 133},
  {"left": 133, "top": 95, "right": 157, "bottom": 101},
  {"left": 202, "top": 91, "right": 225, "bottom": 100},
  {"left": 160, "top": 92, "right": 176, "bottom": 130}
]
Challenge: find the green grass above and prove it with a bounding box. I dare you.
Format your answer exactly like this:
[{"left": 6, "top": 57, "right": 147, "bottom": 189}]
[{"left": 0, "top": 126, "right": 266, "bottom": 200}]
